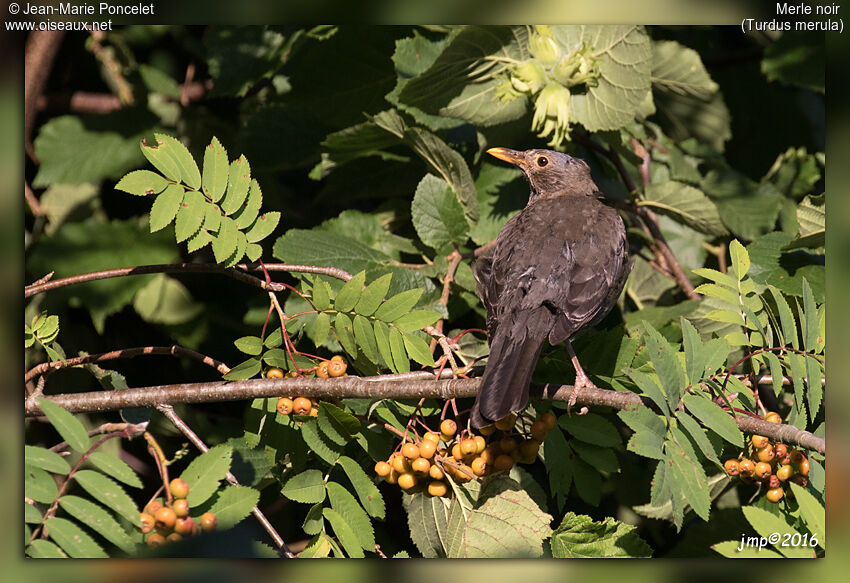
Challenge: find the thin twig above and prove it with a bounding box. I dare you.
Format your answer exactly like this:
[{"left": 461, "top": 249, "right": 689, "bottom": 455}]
[
  {"left": 25, "top": 182, "right": 43, "bottom": 216},
  {"left": 87, "top": 30, "right": 134, "bottom": 105},
  {"left": 157, "top": 405, "right": 295, "bottom": 557},
  {"left": 49, "top": 422, "right": 148, "bottom": 452}
]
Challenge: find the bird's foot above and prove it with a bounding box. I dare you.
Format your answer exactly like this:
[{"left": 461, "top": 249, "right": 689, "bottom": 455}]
[{"left": 567, "top": 370, "right": 595, "bottom": 416}]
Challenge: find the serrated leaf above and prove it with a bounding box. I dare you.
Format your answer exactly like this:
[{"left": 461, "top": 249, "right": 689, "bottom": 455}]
[
  {"left": 680, "top": 318, "right": 705, "bottom": 387},
  {"left": 224, "top": 229, "right": 248, "bottom": 268},
  {"left": 309, "top": 312, "right": 331, "bottom": 346},
  {"left": 681, "top": 393, "right": 743, "bottom": 447},
  {"left": 25, "top": 445, "right": 71, "bottom": 475},
  {"left": 303, "top": 503, "right": 325, "bottom": 535},
  {"left": 327, "top": 482, "right": 375, "bottom": 550},
  {"left": 712, "top": 540, "right": 783, "bottom": 558},
  {"left": 644, "top": 323, "right": 687, "bottom": 410},
  {"left": 140, "top": 136, "right": 181, "bottom": 183},
  {"left": 86, "top": 451, "right": 142, "bottom": 488},
  {"left": 221, "top": 155, "right": 251, "bottom": 215},
  {"left": 559, "top": 413, "right": 621, "bottom": 447},
  {"left": 641, "top": 181, "right": 727, "bottom": 236},
  {"left": 115, "top": 170, "right": 169, "bottom": 196},
  {"left": 202, "top": 136, "right": 229, "bottom": 202},
  {"left": 234, "top": 336, "right": 264, "bottom": 356},
  {"left": 44, "top": 517, "right": 108, "bottom": 558},
  {"left": 389, "top": 326, "right": 410, "bottom": 373},
  {"left": 628, "top": 369, "right": 670, "bottom": 419},
  {"left": 353, "top": 315, "right": 380, "bottom": 364},
  {"left": 318, "top": 401, "right": 360, "bottom": 446},
  {"left": 174, "top": 190, "right": 207, "bottom": 242},
  {"left": 789, "top": 482, "right": 824, "bottom": 548},
  {"left": 692, "top": 267, "right": 739, "bottom": 290},
  {"left": 245, "top": 242, "right": 263, "bottom": 262},
  {"left": 72, "top": 470, "right": 140, "bottom": 526},
  {"left": 282, "top": 469, "right": 326, "bottom": 504},
  {"left": 181, "top": 444, "right": 232, "bottom": 507},
  {"left": 301, "top": 419, "right": 343, "bottom": 465},
  {"left": 334, "top": 312, "right": 358, "bottom": 358},
  {"left": 651, "top": 40, "right": 718, "bottom": 100},
  {"left": 26, "top": 464, "right": 59, "bottom": 503},
  {"left": 805, "top": 355, "right": 823, "bottom": 420},
  {"left": 374, "top": 288, "right": 423, "bottom": 322},
  {"left": 337, "top": 456, "right": 385, "bottom": 519},
  {"left": 729, "top": 239, "right": 750, "bottom": 280},
  {"left": 675, "top": 411, "right": 720, "bottom": 465},
  {"left": 211, "top": 216, "right": 239, "bottom": 263},
  {"left": 58, "top": 495, "right": 135, "bottom": 553},
  {"left": 411, "top": 174, "right": 470, "bottom": 251},
  {"left": 742, "top": 506, "right": 815, "bottom": 558},
  {"left": 665, "top": 442, "right": 710, "bottom": 521},
  {"left": 36, "top": 398, "right": 89, "bottom": 453},
  {"left": 311, "top": 279, "right": 332, "bottom": 311},
  {"left": 373, "top": 320, "right": 395, "bottom": 372},
  {"left": 207, "top": 485, "right": 260, "bottom": 530},
  {"left": 618, "top": 406, "right": 666, "bottom": 460},
  {"left": 233, "top": 179, "right": 263, "bottom": 229},
  {"left": 551, "top": 511, "right": 652, "bottom": 558},
  {"left": 768, "top": 286, "right": 799, "bottom": 348},
  {"left": 26, "top": 539, "right": 68, "bottom": 558},
  {"left": 323, "top": 508, "right": 365, "bottom": 558},
  {"left": 149, "top": 183, "right": 184, "bottom": 233},
  {"left": 393, "top": 310, "right": 441, "bottom": 332},
  {"left": 354, "top": 273, "right": 393, "bottom": 317},
  {"left": 222, "top": 357, "right": 262, "bottom": 380},
  {"left": 403, "top": 333, "right": 436, "bottom": 367},
  {"left": 300, "top": 533, "right": 333, "bottom": 558},
  {"left": 407, "top": 490, "right": 451, "bottom": 558},
  {"left": 570, "top": 440, "right": 619, "bottom": 473},
  {"left": 156, "top": 133, "right": 201, "bottom": 189},
  {"left": 186, "top": 228, "right": 213, "bottom": 253},
  {"left": 334, "top": 270, "right": 366, "bottom": 313},
  {"left": 245, "top": 212, "right": 280, "bottom": 243}
]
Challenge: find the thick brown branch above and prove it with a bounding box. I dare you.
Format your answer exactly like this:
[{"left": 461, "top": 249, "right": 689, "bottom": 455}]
[
  {"left": 27, "top": 376, "right": 825, "bottom": 455},
  {"left": 25, "top": 345, "right": 230, "bottom": 383}
]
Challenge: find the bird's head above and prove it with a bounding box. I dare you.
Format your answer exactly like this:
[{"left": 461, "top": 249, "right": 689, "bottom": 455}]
[{"left": 487, "top": 147, "right": 597, "bottom": 201}]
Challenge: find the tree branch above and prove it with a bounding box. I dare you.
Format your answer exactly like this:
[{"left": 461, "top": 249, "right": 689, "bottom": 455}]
[
  {"left": 26, "top": 376, "right": 825, "bottom": 455},
  {"left": 25, "top": 30, "right": 65, "bottom": 160}
]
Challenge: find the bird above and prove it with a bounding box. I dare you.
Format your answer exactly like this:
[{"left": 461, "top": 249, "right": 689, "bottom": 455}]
[{"left": 469, "top": 147, "right": 631, "bottom": 429}]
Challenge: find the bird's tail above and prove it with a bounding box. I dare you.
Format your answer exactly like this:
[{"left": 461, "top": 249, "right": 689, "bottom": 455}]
[{"left": 470, "top": 309, "right": 550, "bottom": 428}]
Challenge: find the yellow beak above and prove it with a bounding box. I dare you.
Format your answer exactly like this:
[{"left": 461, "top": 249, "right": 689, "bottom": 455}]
[{"left": 487, "top": 147, "right": 526, "bottom": 167}]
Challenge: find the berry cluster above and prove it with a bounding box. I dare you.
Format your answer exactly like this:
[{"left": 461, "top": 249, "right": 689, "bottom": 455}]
[
  {"left": 723, "top": 412, "right": 810, "bottom": 504},
  {"left": 374, "top": 411, "right": 557, "bottom": 498},
  {"left": 138, "top": 478, "right": 217, "bottom": 547},
  {"left": 270, "top": 356, "right": 348, "bottom": 418}
]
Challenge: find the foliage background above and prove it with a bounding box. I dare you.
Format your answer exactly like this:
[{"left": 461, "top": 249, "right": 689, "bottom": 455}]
[{"left": 9, "top": 13, "right": 840, "bottom": 572}]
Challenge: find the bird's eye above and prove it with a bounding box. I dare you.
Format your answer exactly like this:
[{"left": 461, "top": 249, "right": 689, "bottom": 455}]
[{"left": 536, "top": 156, "right": 548, "bottom": 167}]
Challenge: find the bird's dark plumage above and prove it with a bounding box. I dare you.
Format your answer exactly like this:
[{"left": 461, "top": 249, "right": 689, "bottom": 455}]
[{"left": 470, "top": 148, "right": 631, "bottom": 428}]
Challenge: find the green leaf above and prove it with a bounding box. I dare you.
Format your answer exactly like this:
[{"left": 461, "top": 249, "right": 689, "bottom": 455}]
[
  {"left": 619, "top": 406, "right": 665, "bottom": 460},
  {"left": 805, "top": 355, "right": 823, "bottom": 420},
  {"left": 641, "top": 181, "right": 727, "bottom": 236},
  {"left": 212, "top": 216, "right": 239, "bottom": 263},
  {"left": 220, "top": 155, "right": 252, "bottom": 215},
  {"left": 202, "top": 136, "right": 229, "bottom": 202},
  {"left": 411, "top": 174, "right": 470, "bottom": 251},
  {"left": 675, "top": 411, "right": 720, "bottom": 466},
  {"left": 222, "top": 357, "right": 262, "bottom": 380},
  {"left": 627, "top": 369, "right": 670, "bottom": 419},
  {"left": 374, "top": 288, "right": 424, "bottom": 322},
  {"left": 26, "top": 464, "right": 59, "bottom": 503},
  {"left": 139, "top": 63, "right": 181, "bottom": 98},
  {"left": 149, "top": 183, "right": 184, "bottom": 233},
  {"left": 403, "top": 333, "right": 436, "bottom": 367},
  {"left": 186, "top": 228, "right": 213, "bottom": 253},
  {"left": 153, "top": 133, "right": 201, "bottom": 189},
  {"left": 317, "top": 401, "right": 360, "bottom": 446},
  {"left": 309, "top": 312, "right": 331, "bottom": 346},
  {"left": 245, "top": 212, "right": 281, "bottom": 243},
  {"left": 233, "top": 179, "right": 263, "bottom": 229},
  {"left": 327, "top": 482, "right": 375, "bottom": 550},
  {"left": 789, "top": 482, "right": 824, "bottom": 548},
  {"left": 25, "top": 445, "right": 70, "bottom": 475},
  {"left": 353, "top": 315, "right": 380, "bottom": 364},
  {"left": 651, "top": 40, "right": 718, "bottom": 100},
  {"left": 392, "top": 310, "right": 442, "bottom": 332},
  {"left": 133, "top": 274, "right": 202, "bottom": 325},
  {"left": 300, "top": 419, "right": 343, "bottom": 465},
  {"left": 570, "top": 440, "right": 619, "bottom": 473},
  {"left": 389, "top": 326, "right": 410, "bottom": 373},
  {"left": 337, "top": 456, "right": 385, "bottom": 519},
  {"left": 692, "top": 267, "right": 739, "bottom": 290},
  {"left": 728, "top": 239, "right": 750, "bottom": 280},
  {"left": 58, "top": 496, "right": 135, "bottom": 553},
  {"left": 768, "top": 285, "right": 799, "bottom": 348},
  {"left": 207, "top": 485, "right": 260, "bottom": 530},
  {"left": 44, "top": 517, "right": 108, "bottom": 558},
  {"left": 682, "top": 393, "right": 743, "bottom": 447},
  {"left": 86, "top": 451, "right": 143, "bottom": 488},
  {"left": 302, "top": 503, "right": 324, "bottom": 536},
  {"left": 680, "top": 318, "right": 705, "bottom": 387},
  {"left": 761, "top": 31, "right": 824, "bottom": 92},
  {"left": 36, "top": 398, "right": 89, "bottom": 453},
  {"left": 354, "top": 273, "right": 393, "bottom": 317},
  {"left": 559, "top": 413, "right": 621, "bottom": 447},
  {"left": 72, "top": 470, "right": 140, "bottom": 526},
  {"left": 235, "top": 335, "right": 264, "bottom": 356},
  {"left": 761, "top": 350, "right": 785, "bottom": 397},
  {"left": 181, "top": 444, "right": 232, "bottom": 507},
  {"left": 373, "top": 320, "right": 395, "bottom": 372},
  {"left": 643, "top": 323, "right": 687, "bottom": 409},
  {"left": 801, "top": 278, "right": 818, "bottom": 351},
  {"left": 33, "top": 113, "right": 151, "bottom": 187},
  {"left": 665, "top": 442, "right": 710, "bottom": 521},
  {"left": 115, "top": 170, "right": 169, "bottom": 196},
  {"left": 26, "top": 539, "right": 68, "bottom": 558},
  {"left": 174, "top": 190, "right": 207, "bottom": 242},
  {"left": 407, "top": 489, "right": 452, "bottom": 558},
  {"left": 334, "top": 312, "right": 358, "bottom": 358},
  {"left": 311, "top": 279, "right": 332, "bottom": 312},
  {"left": 300, "top": 533, "right": 333, "bottom": 558},
  {"left": 702, "top": 170, "right": 783, "bottom": 240},
  {"left": 323, "top": 508, "right": 365, "bottom": 558},
  {"left": 551, "top": 512, "right": 652, "bottom": 558},
  {"left": 281, "top": 469, "right": 326, "bottom": 504},
  {"left": 742, "top": 506, "right": 816, "bottom": 558},
  {"left": 334, "top": 270, "right": 366, "bottom": 313},
  {"left": 749, "top": 232, "right": 824, "bottom": 301},
  {"left": 712, "top": 540, "right": 783, "bottom": 558}
]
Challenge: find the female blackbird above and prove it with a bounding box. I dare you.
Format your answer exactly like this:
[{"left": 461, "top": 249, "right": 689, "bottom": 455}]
[{"left": 470, "top": 147, "right": 630, "bottom": 428}]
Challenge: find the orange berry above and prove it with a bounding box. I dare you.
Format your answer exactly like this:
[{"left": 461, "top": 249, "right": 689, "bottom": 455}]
[
  {"left": 455, "top": 465, "right": 473, "bottom": 483},
  {"left": 402, "top": 442, "right": 420, "bottom": 460},
  {"left": 145, "top": 500, "right": 164, "bottom": 516},
  {"left": 754, "top": 462, "right": 772, "bottom": 480},
  {"left": 139, "top": 512, "right": 155, "bottom": 534},
  {"left": 374, "top": 461, "right": 391, "bottom": 477},
  {"left": 397, "top": 472, "right": 417, "bottom": 490},
  {"left": 309, "top": 407, "right": 319, "bottom": 417},
  {"left": 316, "top": 361, "right": 330, "bottom": 378},
  {"left": 764, "top": 412, "right": 782, "bottom": 424},
  {"left": 169, "top": 478, "right": 190, "bottom": 500},
  {"left": 154, "top": 506, "right": 177, "bottom": 530},
  {"left": 738, "top": 459, "right": 755, "bottom": 477},
  {"left": 767, "top": 474, "right": 781, "bottom": 489},
  {"left": 480, "top": 447, "right": 495, "bottom": 465},
  {"left": 385, "top": 468, "right": 398, "bottom": 485},
  {"left": 756, "top": 445, "right": 775, "bottom": 463},
  {"left": 751, "top": 435, "right": 769, "bottom": 449},
  {"left": 518, "top": 439, "right": 540, "bottom": 463},
  {"left": 766, "top": 487, "right": 784, "bottom": 503},
  {"left": 429, "top": 465, "right": 445, "bottom": 480},
  {"left": 427, "top": 480, "right": 448, "bottom": 497},
  {"left": 776, "top": 464, "right": 794, "bottom": 482},
  {"left": 473, "top": 435, "right": 487, "bottom": 454},
  {"left": 471, "top": 457, "right": 487, "bottom": 476},
  {"left": 479, "top": 424, "right": 496, "bottom": 436},
  {"left": 798, "top": 458, "right": 810, "bottom": 477},
  {"left": 493, "top": 454, "right": 514, "bottom": 472},
  {"left": 451, "top": 443, "right": 464, "bottom": 461},
  {"left": 499, "top": 437, "right": 517, "bottom": 454},
  {"left": 724, "top": 459, "right": 740, "bottom": 477},
  {"left": 172, "top": 498, "right": 189, "bottom": 518},
  {"left": 173, "top": 517, "right": 193, "bottom": 536},
  {"left": 789, "top": 450, "right": 805, "bottom": 464},
  {"left": 412, "top": 457, "right": 431, "bottom": 474},
  {"left": 166, "top": 532, "right": 183, "bottom": 543},
  {"left": 328, "top": 359, "right": 347, "bottom": 377},
  {"left": 293, "top": 396, "right": 312, "bottom": 415},
  {"left": 440, "top": 419, "right": 457, "bottom": 438},
  {"left": 530, "top": 420, "right": 548, "bottom": 442},
  {"left": 541, "top": 412, "right": 557, "bottom": 431},
  {"left": 774, "top": 443, "right": 788, "bottom": 459},
  {"left": 391, "top": 454, "right": 411, "bottom": 474},
  {"left": 423, "top": 432, "right": 440, "bottom": 443},
  {"left": 460, "top": 438, "right": 478, "bottom": 456},
  {"left": 276, "top": 397, "right": 294, "bottom": 415},
  {"left": 494, "top": 413, "right": 516, "bottom": 431},
  {"left": 418, "top": 440, "right": 437, "bottom": 459},
  {"left": 146, "top": 533, "right": 166, "bottom": 547},
  {"left": 266, "top": 367, "right": 285, "bottom": 379},
  {"left": 199, "top": 512, "right": 217, "bottom": 532}
]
